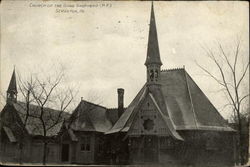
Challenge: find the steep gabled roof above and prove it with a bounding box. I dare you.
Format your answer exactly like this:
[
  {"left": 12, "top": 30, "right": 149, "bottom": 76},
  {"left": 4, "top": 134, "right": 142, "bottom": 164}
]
[
  {"left": 0, "top": 104, "right": 27, "bottom": 139},
  {"left": 70, "top": 100, "right": 113, "bottom": 132},
  {"left": 106, "top": 85, "right": 183, "bottom": 140},
  {"left": 13, "top": 101, "right": 70, "bottom": 136},
  {"left": 161, "top": 68, "right": 233, "bottom": 131},
  {"left": 149, "top": 93, "right": 183, "bottom": 140},
  {"left": 106, "top": 69, "right": 234, "bottom": 135},
  {"left": 106, "top": 85, "right": 147, "bottom": 134}
]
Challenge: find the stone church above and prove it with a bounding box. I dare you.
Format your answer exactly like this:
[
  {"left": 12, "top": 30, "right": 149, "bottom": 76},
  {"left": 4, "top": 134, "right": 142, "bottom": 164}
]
[{"left": 0, "top": 3, "right": 236, "bottom": 166}]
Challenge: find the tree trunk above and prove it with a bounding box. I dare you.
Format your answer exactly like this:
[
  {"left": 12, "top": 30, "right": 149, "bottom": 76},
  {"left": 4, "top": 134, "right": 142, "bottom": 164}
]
[
  {"left": 42, "top": 141, "right": 47, "bottom": 165},
  {"left": 18, "top": 141, "right": 23, "bottom": 164},
  {"left": 239, "top": 133, "right": 243, "bottom": 165},
  {"left": 236, "top": 110, "right": 244, "bottom": 165},
  {"left": 19, "top": 147, "right": 23, "bottom": 164}
]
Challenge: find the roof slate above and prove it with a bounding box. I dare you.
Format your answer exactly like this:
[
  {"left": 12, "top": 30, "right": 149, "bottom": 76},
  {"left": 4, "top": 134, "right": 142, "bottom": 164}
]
[
  {"left": 106, "top": 69, "right": 234, "bottom": 134},
  {"left": 161, "top": 69, "right": 232, "bottom": 131},
  {"left": 184, "top": 72, "right": 231, "bottom": 129},
  {"left": 70, "top": 100, "right": 113, "bottom": 132},
  {"left": 13, "top": 101, "right": 70, "bottom": 136}
]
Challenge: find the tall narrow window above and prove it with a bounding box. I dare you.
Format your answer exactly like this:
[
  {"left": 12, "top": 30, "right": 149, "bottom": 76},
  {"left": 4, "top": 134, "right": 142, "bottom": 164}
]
[
  {"left": 150, "top": 69, "right": 154, "bottom": 81},
  {"left": 80, "top": 136, "right": 91, "bottom": 151},
  {"left": 155, "top": 70, "right": 158, "bottom": 81}
]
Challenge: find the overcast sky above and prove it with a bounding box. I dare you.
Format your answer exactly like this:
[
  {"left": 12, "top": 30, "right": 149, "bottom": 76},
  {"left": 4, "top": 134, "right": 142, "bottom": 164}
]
[{"left": 1, "top": 1, "right": 249, "bottom": 119}]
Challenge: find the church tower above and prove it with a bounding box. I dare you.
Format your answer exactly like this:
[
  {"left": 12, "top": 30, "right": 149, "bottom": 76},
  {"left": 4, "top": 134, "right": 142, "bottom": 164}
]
[
  {"left": 145, "top": 2, "right": 162, "bottom": 86},
  {"left": 6, "top": 68, "right": 17, "bottom": 104}
]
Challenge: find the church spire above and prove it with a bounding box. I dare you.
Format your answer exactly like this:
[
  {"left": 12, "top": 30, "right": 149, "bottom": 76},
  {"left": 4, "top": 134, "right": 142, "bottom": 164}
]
[
  {"left": 145, "top": 2, "right": 162, "bottom": 85},
  {"left": 145, "top": 2, "right": 162, "bottom": 66},
  {"left": 7, "top": 68, "right": 17, "bottom": 103}
]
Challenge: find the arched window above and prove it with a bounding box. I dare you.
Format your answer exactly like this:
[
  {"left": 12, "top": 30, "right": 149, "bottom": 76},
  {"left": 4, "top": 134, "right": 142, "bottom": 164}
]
[
  {"left": 155, "top": 70, "right": 158, "bottom": 78},
  {"left": 149, "top": 70, "right": 154, "bottom": 81}
]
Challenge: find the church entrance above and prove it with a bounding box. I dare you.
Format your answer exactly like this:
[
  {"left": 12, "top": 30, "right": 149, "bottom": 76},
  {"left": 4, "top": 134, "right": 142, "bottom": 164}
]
[{"left": 143, "top": 135, "right": 158, "bottom": 163}]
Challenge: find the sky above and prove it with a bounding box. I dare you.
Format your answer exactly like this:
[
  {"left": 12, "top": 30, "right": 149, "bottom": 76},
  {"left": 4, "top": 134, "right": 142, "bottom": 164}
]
[{"left": 1, "top": 1, "right": 249, "bottom": 119}]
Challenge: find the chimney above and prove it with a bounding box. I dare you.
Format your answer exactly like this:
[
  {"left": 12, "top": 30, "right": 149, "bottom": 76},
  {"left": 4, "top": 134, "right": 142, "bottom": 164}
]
[{"left": 117, "top": 88, "right": 124, "bottom": 118}]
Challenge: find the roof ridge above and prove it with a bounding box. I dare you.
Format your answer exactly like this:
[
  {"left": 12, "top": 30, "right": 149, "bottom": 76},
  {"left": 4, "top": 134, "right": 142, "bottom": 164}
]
[
  {"left": 161, "top": 67, "right": 185, "bottom": 72},
  {"left": 16, "top": 101, "right": 70, "bottom": 114},
  {"left": 81, "top": 99, "right": 107, "bottom": 109},
  {"left": 107, "top": 107, "right": 118, "bottom": 110},
  {"left": 107, "top": 107, "right": 128, "bottom": 110}
]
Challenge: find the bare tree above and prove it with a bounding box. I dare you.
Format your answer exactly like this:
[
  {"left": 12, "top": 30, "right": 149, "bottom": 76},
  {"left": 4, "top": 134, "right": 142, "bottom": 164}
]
[
  {"left": 196, "top": 39, "right": 249, "bottom": 165},
  {"left": 15, "top": 73, "right": 36, "bottom": 164},
  {"left": 15, "top": 67, "right": 77, "bottom": 165},
  {"left": 31, "top": 72, "right": 76, "bottom": 164}
]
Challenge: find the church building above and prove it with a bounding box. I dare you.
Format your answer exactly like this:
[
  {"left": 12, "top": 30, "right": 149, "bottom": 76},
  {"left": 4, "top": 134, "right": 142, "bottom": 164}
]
[{"left": 0, "top": 3, "right": 236, "bottom": 166}]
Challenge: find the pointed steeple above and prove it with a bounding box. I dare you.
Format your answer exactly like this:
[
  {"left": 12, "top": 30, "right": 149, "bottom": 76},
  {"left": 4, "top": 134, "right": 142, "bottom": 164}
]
[
  {"left": 145, "top": 2, "right": 162, "bottom": 66},
  {"left": 145, "top": 2, "right": 162, "bottom": 85},
  {"left": 7, "top": 68, "right": 17, "bottom": 103}
]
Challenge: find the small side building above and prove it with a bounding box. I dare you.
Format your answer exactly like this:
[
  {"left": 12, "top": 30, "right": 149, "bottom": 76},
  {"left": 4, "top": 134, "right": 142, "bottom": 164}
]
[
  {"left": 0, "top": 70, "right": 70, "bottom": 164},
  {"left": 59, "top": 100, "right": 113, "bottom": 164},
  {"left": 58, "top": 88, "right": 125, "bottom": 164}
]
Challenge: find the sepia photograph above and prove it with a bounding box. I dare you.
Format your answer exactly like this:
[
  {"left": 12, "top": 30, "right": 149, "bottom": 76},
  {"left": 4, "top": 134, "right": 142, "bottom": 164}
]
[{"left": 0, "top": 1, "right": 249, "bottom": 166}]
